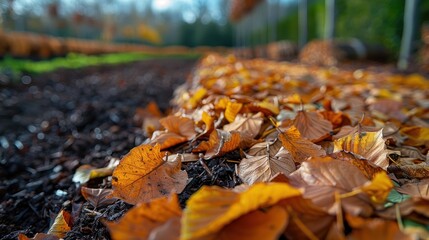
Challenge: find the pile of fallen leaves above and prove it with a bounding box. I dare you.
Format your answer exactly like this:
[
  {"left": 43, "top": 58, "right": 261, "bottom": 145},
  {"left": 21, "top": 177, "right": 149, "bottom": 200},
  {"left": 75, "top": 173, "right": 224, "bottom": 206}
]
[{"left": 22, "top": 54, "right": 429, "bottom": 239}]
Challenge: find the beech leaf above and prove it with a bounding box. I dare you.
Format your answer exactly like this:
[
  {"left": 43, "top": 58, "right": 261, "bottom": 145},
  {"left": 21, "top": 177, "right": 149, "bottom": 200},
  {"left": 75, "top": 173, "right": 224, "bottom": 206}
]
[
  {"left": 47, "top": 210, "right": 72, "bottom": 238},
  {"left": 278, "top": 126, "right": 326, "bottom": 162},
  {"left": 80, "top": 187, "right": 118, "bottom": 208},
  {"left": 333, "top": 129, "right": 389, "bottom": 170},
  {"left": 223, "top": 112, "right": 264, "bottom": 139},
  {"left": 159, "top": 115, "right": 197, "bottom": 139},
  {"left": 111, "top": 144, "right": 188, "bottom": 204},
  {"left": 239, "top": 146, "right": 295, "bottom": 185},
  {"left": 293, "top": 110, "right": 333, "bottom": 142},
  {"left": 105, "top": 194, "right": 182, "bottom": 240},
  {"left": 193, "top": 129, "right": 241, "bottom": 159},
  {"left": 181, "top": 182, "right": 301, "bottom": 240}
]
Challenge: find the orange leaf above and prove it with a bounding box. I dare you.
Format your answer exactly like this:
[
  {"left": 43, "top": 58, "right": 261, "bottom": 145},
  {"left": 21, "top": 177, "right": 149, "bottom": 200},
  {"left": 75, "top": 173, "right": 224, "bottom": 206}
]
[
  {"left": 81, "top": 187, "right": 118, "bottom": 208},
  {"left": 239, "top": 142, "right": 295, "bottom": 184},
  {"left": 200, "top": 111, "right": 214, "bottom": 136},
  {"left": 47, "top": 210, "right": 72, "bottom": 238},
  {"left": 215, "top": 206, "right": 287, "bottom": 240},
  {"left": 111, "top": 144, "right": 188, "bottom": 204},
  {"left": 333, "top": 129, "right": 389, "bottom": 170},
  {"left": 223, "top": 112, "right": 264, "bottom": 139},
  {"left": 347, "top": 218, "right": 413, "bottom": 240},
  {"left": 278, "top": 126, "right": 326, "bottom": 162},
  {"left": 150, "top": 131, "right": 188, "bottom": 150},
  {"left": 181, "top": 182, "right": 301, "bottom": 240},
  {"left": 225, "top": 101, "right": 243, "bottom": 122},
  {"left": 18, "top": 233, "right": 59, "bottom": 240},
  {"left": 359, "top": 171, "right": 393, "bottom": 204},
  {"left": 159, "top": 115, "right": 197, "bottom": 140},
  {"left": 293, "top": 110, "right": 333, "bottom": 142},
  {"left": 105, "top": 194, "right": 182, "bottom": 240},
  {"left": 193, "top": 129, "right": 241, "bottom": 159},
  {"left": 248, "top": 101, "right": 280, "bottom": 115}
]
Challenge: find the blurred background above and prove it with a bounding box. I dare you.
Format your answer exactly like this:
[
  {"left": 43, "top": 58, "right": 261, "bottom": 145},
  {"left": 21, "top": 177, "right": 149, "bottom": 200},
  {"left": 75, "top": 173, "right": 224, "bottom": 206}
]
[{"left": 1, "top": 0, "right": 429, "bottom": 67}]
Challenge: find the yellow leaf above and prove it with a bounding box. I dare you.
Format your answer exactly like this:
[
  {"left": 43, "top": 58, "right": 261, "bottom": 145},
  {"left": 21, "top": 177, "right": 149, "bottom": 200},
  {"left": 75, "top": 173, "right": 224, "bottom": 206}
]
[
  {"left": 400, "top": 126, "right": 429, "bottom": 147},
  {"left": 111, "top": 144, "right": 188, "bottom": 204},
  {"left": 249, "top": 101, "right": 280, "bottom": 115},
  {"left": 359, "top": 171, "right": 393, "bottom": 204},
  {"left": 181, "top": 182, "right": 301, "bottom": 240},
  {"left": 200, "top": 111, "right": 214, "bottom": 136},
  {"left": 225, "top": 101, "right": 243, "bottom": 122},
  {"left": 278, "top": 126, "right": 326, "bottom": 162},
  {"left": 187, "top": 87, "right": 207, "bottom": 109},
  {"left": 47, "top": 210, "right": 72, "bottom": 238},
  {"left": 333, "top": 130, "right": 389, "bottom": 170},
  {"left": 106, "top": 194, "right": 182, "bottom": 240}
]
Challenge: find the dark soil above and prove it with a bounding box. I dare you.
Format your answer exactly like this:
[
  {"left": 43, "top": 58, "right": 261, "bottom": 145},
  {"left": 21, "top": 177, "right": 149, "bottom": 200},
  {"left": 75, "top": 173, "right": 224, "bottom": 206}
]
[{"left": 0, "top": 58, "right": 236, "bottom": 239}]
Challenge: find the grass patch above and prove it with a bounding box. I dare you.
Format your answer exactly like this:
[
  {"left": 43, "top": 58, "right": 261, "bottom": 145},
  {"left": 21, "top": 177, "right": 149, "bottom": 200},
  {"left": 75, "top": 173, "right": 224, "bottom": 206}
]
[{"left": 0, "top": 52, "right": 201, "bottom": 77}]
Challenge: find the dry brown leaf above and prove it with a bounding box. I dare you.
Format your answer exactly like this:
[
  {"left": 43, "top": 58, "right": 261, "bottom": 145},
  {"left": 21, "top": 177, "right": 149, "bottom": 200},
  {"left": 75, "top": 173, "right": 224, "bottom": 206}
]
[
  {"left": 347, "top": 218, "right": 412, "bottom": 240},
  {"left": 248, "top": 101, "right": 280, "bottom": 116},
  {"left": 334, "top": 124, "right": 380, "bottom": 140},
  {"left": 247, "top": 139, "right": 282, "bottom": 157},
  {"left": 150, "top": 131, "right": 188, "bottom": 150},
  {"left": 81, "top": 187, "right": 118, "bottom": 208},
  {"left": 278, "top": 126, "right": 326, "bottom": 163},
  {"left": 289, "top": 157, "right": 374, "bottom": 216},
  {"left": 239, "top": 146, "right": 295, "bottom": 185},
  {"left": 105, "top": 194, "right": 182, "bottom": 240},
  {"left": 159, "top": 115, "right": 197, "bottom": 139},
  {"left": 293, "top": 110, "right": 333, "bottom": 142},
  {"left": 225, "top": 101, "right": 243, "bottom": 122},
  {"left": 330, "top": 151, "right": 385, "bottom": 179},
  {"left": 193, "top": 129, "right": 241, "bottom": 159},
  {"left": 47, "top": 210, "right": 72, "bottom": 238},
  {"left": 368, "top": 99, "right": 407, "bottom": 122},
  {"left": 181, "top": 183, "right": 301, "bottom": 240},
  {"left": 388, "top": 163, "right": 429, "bottom": 180},
  {"left": 396, "top": 179, "right": 429, "bottom": 200},
  {"left": 319, "top": 110, "right": 351, "bottom": 130},
  {"left": 111, "top": 144, "right": 188, "bottom": 204},
  {"left": 333, "top": 129, "right": 389, "bottom": 170},
  {"left": 223, "top": 112, "right": 264, "bottom": 139}
]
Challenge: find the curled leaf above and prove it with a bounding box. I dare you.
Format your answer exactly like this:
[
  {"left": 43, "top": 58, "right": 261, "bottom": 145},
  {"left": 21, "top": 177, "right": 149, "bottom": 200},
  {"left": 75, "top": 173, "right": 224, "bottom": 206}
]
[
  {"left": 225, "top": 101, "right": 243, "bottom": 122},
  {"left": 72, "top": 165, "right": 114, "bottom": 184},
  {"left": 181, "top": 182, "right": 301, "bottom": 240},
  {"left": 47, "top": 210, "right": 72, "bottom": 238},
  {"left": 333, "top": 129, "right": 389, "bottom": 170},
  {"left": 105, "top": 194, "right": 182, "bottom": 240},
  {"left": 111, "top": 144, "right": 188, "bottom": 204},
  {"left": 81, "top": 187, "right": 118, "bottom": 208},
  {"left": 193, "top": 129, "right": 241, "bottom": 159}
]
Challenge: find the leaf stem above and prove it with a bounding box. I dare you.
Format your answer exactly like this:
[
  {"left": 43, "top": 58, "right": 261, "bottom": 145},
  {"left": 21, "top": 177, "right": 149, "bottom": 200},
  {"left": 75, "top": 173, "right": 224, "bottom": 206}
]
[{"left": 287, "top": 206, "right": 319, "bottom": 240}]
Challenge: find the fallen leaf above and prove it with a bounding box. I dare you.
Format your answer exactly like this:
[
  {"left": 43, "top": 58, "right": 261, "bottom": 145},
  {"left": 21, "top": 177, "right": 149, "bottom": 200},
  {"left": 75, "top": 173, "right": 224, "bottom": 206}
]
[
  {"left": 159, "top": 115, "right": 197, "bottom": 139},
  {"left": 333, "top": 129, "right": 389, "bottom": 170},
  {"left": 225, "top": 101, "right": 243, "bottom": 122},
  {"left": 199, "top": 111, "right": 214, "bottom": 137},
  {"left": 193, "top": 129, "right": 241, "bottom": 159},
  {"left": 347, "top": 218, "right": 412, "bottom": 240},
  {"left": 319, "top": 110, "right": 351, "bottom": 130},
  {"left": 388, "top": 163, "right": 429, "bottom": 179},
  {"left": 396, "top": 179, "right": 429, "bottom": 200},
  {"left": 278, "top": 126, "right": 326, "bottom": 162},
  {"left": 111, "top": 144, "right": 188, "bottom": 204},
  {"left": 150, "top": 131, "right": 188, "bottom": 150},
  {"left": 239, "top": 146, "right": 295, "bottom": 185},
  {"left": 72, "top": 165, "right": 114, "bottom": 184},
  {"left": 148, "top": 217, "right": 181, "bottom": 240},
  {"left": 47, "top": 210, "right": 72, "bottom": 238},
  {"left": 223, "top": 112, "right": 264, "bottom": 139},
  {"left": 18, "top": 233, "right": 59, "bottom": 240},
  {"left": 330, "top": 151, "right": 385, "bottom": 179},
  {"left": 248, "top": 101, "right": 280, "bottom": 115},
  {"left": 214, "top": 206, "right": 287, "bottom": 240},
  {"left": 105, "top": 194, "right": 182, "bottom": 240},
  {"left": 81, "top": 187, "right": 118, "bottom": 208},
  {"left": 247, "top": 139, "right": 282, "bottom": 157},
  {"left": 359, "top": 171, "right": 393, "bottom": 204},
  {"left": 400, "top": 126, "right": 429, "bottom": 147},
  {"left": 334, "top": 124, "right": 380, "bottom": 140},
  {"left": 293, "top": 110, "right": 333, "bottom": 142},
  {"left": 186, "top": 87, "right": 207, "bottom": 109},
  {"left": 289, "top": 157, "right": 374, "bottom": 216},
  {"left": 181, "top": 182, "right": 301, "bottom": 240}
]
